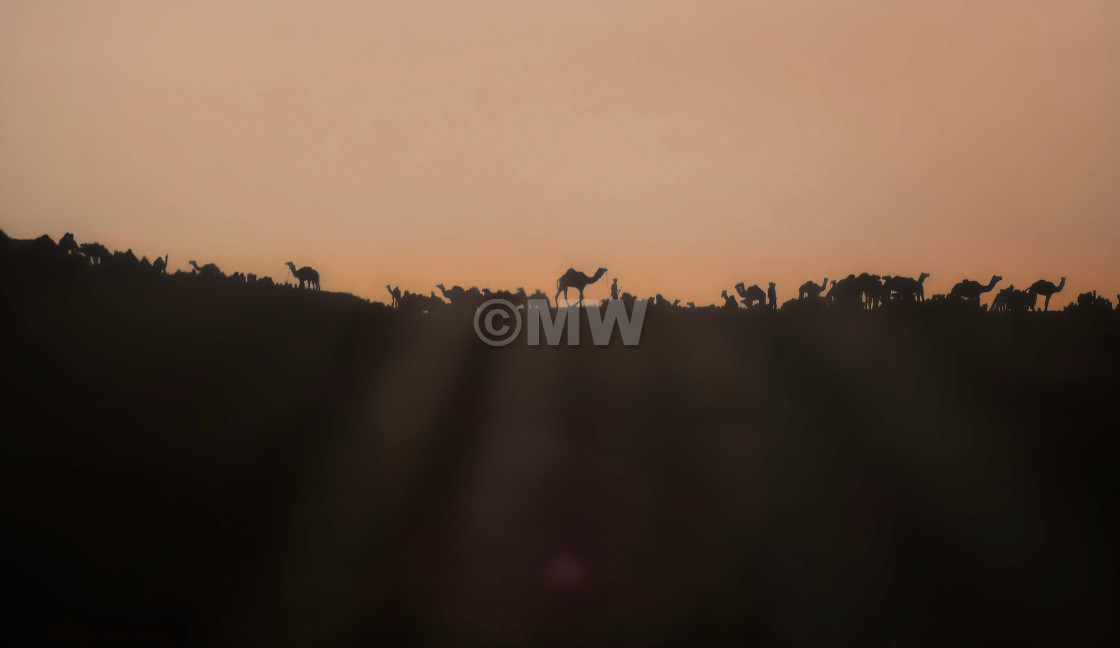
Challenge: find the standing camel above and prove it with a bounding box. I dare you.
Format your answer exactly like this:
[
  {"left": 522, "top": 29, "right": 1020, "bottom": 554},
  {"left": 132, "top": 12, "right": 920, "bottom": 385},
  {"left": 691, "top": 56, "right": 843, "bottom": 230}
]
[
  {"left": 1027, "top": 277, "right": 1065, "bottom": 311},
  {"left": 883, "top": 273, "right": 929, "bottom": 303},
  {"left": 555, "top": 267, "right": 607, "bottom": 306},
  {"left": 286, "top": 261, "right": 320, "bottom": 290}
]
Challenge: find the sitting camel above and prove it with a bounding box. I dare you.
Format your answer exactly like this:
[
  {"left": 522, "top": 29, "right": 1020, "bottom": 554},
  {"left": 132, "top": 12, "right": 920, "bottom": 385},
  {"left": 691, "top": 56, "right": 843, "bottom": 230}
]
[
  {"left": 555, "top": 267, "right": 607, "bottom": 307},
  {"left": 949, "top": 275, "right": 1001, "bottom": 306},
  {"left": 721, "top": 290, "right": 738, "bottom": 310},
  {"left": 798, "top": 277, "right": 828, "bottom": 300},
  {"left": 189, "top": 260, "right": 223, "bottom": 278},
  {"left": 152, "top": 254, "right": 168, "bottom": 274},
  {"left": 735, "top": 282, "right": 766, "bottom": 308},
  {"left": 436, "top": 283, "right": 484, "bottom": 307},
  {"left": 286, "top": 261, "right": 320, "bottom": 290}
]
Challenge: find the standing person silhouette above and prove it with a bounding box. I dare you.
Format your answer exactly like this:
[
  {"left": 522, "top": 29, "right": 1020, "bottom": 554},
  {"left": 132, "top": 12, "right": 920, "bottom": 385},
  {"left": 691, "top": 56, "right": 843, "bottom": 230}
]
[
  {"left": 768, "top": 282, "right": 777, "bottom": 309},
  {"left": 611, "top": 278, "right": 620, "bottom": 300}
]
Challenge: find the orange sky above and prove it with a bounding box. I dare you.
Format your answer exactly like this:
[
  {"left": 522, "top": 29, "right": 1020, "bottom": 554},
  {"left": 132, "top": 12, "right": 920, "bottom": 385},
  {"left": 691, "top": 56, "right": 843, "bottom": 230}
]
[{"left": 2, "top": 0, "right": 1118, "bottom": 306}]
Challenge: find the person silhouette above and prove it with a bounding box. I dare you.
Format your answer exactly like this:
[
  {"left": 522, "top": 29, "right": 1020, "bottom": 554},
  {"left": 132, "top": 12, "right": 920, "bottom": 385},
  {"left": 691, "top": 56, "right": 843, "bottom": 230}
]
[
  {"left": 768, "top": 282, "right": 777, "bottom": 309},
  {"left": 611, "top": 278, "right": 620, "bottom": 300}
]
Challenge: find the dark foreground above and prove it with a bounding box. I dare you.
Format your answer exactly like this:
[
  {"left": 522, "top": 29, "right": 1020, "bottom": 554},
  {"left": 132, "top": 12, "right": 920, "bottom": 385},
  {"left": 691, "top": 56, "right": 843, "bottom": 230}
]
[{"left": 2, "top": 257, "right": 1118, "bottom": 646}]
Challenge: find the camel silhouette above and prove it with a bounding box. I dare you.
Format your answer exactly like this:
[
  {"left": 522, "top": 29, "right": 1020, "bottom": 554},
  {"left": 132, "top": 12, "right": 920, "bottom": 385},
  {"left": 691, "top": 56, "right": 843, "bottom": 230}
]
[
  {"left": 395, "top": 289, "right": 443, "bottom": 313},
  {"left": 798, "top": 277, "right": 828, "bottom": 300},
  {"left": 949, "top": 275, "right": 1002, "bottom": 306},
  {"left": 854, "top": 273, "right": 884, "bottom": 309},
  {"left": 387, "top": 285, "right": 401, "bottom": 308},
  {"left": 721, "top": 290, "right": 738, "bottom": 310},
  {"left": 112, "top": 249, "right": 139, "bottom": 268},
  {"left": 527, "top": 288, "right": 551, "bottom": 308},
  {"left": 1072, "top": 290, "right": 1111, "bottom": 312},
  {"left": 555, "top": 267, "right": 607, "bottom": 307},
  {"left": 153, "top": 254, "right": 168, "bottom": 274},
  {"left": 286, "top": 262, "right": 320, "bottom": 290},
  {"left": 826, "top": 275, "right": 862, "bottom": 307},
  {"left": 991, "top": 284, "right": 1017, "bottom": 312},
  {"left": 883, "top": 273, "right": 929, "bottom": 303},
  {"left": 79, "top": 242, "right": 110, "bottom": 265},
  {"left": 436, "top": 284, "right": 485, "bottom": 307},
  {"left": 484, "top": 287, "right": 529, "bottom": 309},
  {"left": 1027, "top": 277, "right": 1065, "bottom": 311},
  {"left": 189, "top": 260, "right": 222, "bottom": 279},
  {"left": 59, "top": 233, "right": 79, "bottom": 256},
  {"left": 734, "top": 282, "right": 766, "bottom": 308}
]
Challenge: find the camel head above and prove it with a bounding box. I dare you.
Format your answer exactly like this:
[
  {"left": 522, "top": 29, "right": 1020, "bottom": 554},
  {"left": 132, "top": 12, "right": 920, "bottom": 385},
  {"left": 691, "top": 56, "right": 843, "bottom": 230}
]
[
  {"left": 722, "top": 289, "right": 729, "bottom": 299},
  {"left": 1057, "top": 277, "right": 1067, "bottom": 290},
  {"left": 735, "top": 281, "right": 745, "bottom": 291},
  {"left": 436, "top": 283, "right": 445, "bottom": 291},
  {"left": 592, "top": 267, "right": 608, "bottom": 281},
  {"left": 918, "top": 272, "right": 930, "bottom": 282}
]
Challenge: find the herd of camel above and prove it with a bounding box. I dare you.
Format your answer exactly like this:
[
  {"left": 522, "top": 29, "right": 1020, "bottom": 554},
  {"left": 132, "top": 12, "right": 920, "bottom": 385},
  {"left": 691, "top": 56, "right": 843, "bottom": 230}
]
[
  {"left": 8, "top": 232, "right": 323, "bottom": 290},
  {"left": 715, "top": 272, "right": 1074, "bottom": 312},
  {"left": 392, "top": 266, "right": 1096, "bottom": 314},
  {"left": 3, "top": 230, "right": 1114, "bottom": 313}
]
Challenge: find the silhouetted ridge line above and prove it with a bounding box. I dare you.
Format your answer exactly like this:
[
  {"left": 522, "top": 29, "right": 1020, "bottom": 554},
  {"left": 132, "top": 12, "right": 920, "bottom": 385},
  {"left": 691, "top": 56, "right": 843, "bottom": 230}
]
[{"left": 1, "top": 230, "right": 1117, "bottom": 312}]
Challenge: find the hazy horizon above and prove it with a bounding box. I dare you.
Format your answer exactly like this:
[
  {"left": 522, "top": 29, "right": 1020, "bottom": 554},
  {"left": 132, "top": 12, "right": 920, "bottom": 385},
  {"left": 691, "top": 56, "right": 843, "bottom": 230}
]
[{"left": 2, "top": 0, "right": 1118, "bottom": 306}]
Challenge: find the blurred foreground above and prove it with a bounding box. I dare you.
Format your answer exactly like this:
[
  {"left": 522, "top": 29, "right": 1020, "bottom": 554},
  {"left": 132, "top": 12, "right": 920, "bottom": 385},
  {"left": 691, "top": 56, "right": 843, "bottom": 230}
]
[{"left": 2, "top": 249, "right": 1118, "bottom": 646}]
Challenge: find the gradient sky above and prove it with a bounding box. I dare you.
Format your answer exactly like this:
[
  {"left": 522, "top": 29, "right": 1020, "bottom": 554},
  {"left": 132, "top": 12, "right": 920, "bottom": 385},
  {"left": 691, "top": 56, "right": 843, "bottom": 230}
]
[{"left": 2, "top": 0, "right": 1118, "bottom": 306}]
